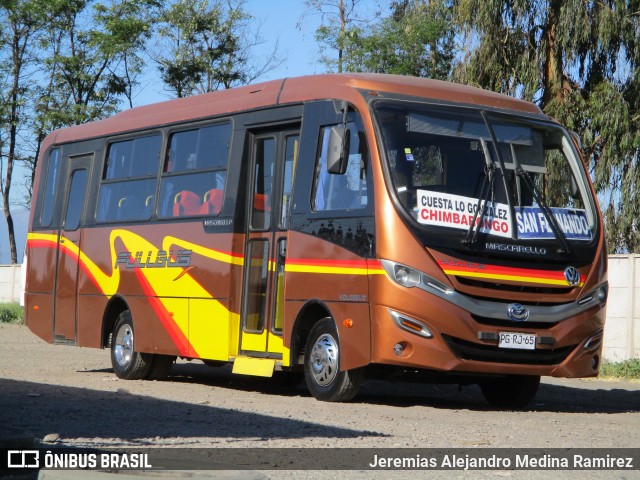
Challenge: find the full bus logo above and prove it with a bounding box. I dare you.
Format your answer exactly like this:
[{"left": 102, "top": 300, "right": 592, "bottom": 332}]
[{"left": 114, "top": 250, "right": 192, "bottom": 269}]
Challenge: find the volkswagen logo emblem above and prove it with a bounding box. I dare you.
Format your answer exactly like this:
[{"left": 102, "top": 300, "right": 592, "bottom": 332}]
[
  {"left": 507, "top": 303, "right": 529, "bottom": 322},
  {"left": 564, "top": 266, "right": 581, "bottom": 287}
]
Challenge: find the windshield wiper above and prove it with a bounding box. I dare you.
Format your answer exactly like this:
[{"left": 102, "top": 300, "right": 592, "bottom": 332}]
[
  {"left": 463, "top": 138, "right": 496, "bottom": 245},
  {"left": 464, "top": 112, "right": 516, "bottom": 245},
  {"left": 509, "top": 144, "right": 572, "bottom": 256}
]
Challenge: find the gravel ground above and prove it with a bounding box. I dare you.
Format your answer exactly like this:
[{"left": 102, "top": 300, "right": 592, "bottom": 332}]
[{"left": 1, "top": 324, "right": 638, "bottom": 479}]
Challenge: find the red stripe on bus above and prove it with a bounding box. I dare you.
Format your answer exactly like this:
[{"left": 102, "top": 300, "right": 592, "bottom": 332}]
[
  {"left": 286, "top": 258, "right": 372, "bottom": 268},
  {"left": 133, "top": 267, "right": 193, "bottom": 357},
  {"left": 439, "top": 261, "right": 580, "bottom": 282}
]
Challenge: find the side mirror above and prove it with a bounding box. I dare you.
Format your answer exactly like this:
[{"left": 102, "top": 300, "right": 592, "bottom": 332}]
[{"left": 326, "top": 126, "right": 350, "bottom": 174}]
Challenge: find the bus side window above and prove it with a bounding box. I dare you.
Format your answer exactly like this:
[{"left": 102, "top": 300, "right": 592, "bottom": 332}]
[
  {"left": 158, "top": 123, "right": 231, "bottom": 219},
  {"left": 96, "top": 135, "right": 161, "bottom": 223},
  {"left": 312, "top": 124, "right": 368, "bottom": 212},
  {"left": 280, "top": 135, "right": 299, "bottom": 229},
  {"left": 39, "top": 148, "right": 62, "bottom": 228}
]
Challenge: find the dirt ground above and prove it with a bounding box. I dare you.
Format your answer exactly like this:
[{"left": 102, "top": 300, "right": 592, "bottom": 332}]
[{"left": 1, "top": 324, "right": 639, "bottom": 479}]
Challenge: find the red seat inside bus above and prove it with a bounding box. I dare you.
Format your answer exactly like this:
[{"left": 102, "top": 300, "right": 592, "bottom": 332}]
[
  {"left": 173, "top": 190, "right": 201, "bottom": 216},
  {"left": 200, "top": 189, "right": 224, "bottom": 215},
  {"left": 253, "top": 193, "right": 271, "bottom": 212}
]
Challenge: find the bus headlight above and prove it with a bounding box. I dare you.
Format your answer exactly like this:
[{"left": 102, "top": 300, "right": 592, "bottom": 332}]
[
  {"left": 380, "top": 259, "right": 421, "bottom": 288},
  {"left": 380, "top": 259, "right": 453, "bottom": 294},
  {"left": 393, "top": 264, "right": 421, "bottom": 288}
]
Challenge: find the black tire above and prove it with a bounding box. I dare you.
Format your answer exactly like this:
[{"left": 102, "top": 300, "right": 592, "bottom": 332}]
[
  {"left": 304, "top": 318, "right": 363, "bottom": 402},
  {"left": 110, "top": 311, "right": 152, "bottom": 380},
  {"left": 480, "top": 375, "right": 541, "bottom": 408},
  {"left": 146, "top": 354, "right": 176, "bottom": 380}
]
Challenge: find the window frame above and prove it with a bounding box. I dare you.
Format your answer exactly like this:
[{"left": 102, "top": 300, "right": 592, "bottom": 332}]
[
  {"left": 157, "top": 121, "right": 232, "bottom": 219},
  {"left": 311, "top": 121, "right": 371, "bottom": 213},
  {"left": 38, "top": 148, "right": 62, "bottom": 228},
  {"left": 95, "top": 133, "right": 163, "bottom": 224}
]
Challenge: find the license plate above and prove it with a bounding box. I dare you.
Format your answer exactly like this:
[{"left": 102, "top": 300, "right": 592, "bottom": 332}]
[{"left": 498, "top": 332, "right": 536, "bottom": 350}]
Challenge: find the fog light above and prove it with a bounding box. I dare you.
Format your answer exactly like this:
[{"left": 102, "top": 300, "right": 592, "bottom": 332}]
[
  {"left": 592, "top": 355, "right": 600, "bottom": 370},
  {"left": 597, "top": 286, "right": 608, "bottom": 304},
  {"left": 393, "top": 343, "right": 405, "bottom": 356}
]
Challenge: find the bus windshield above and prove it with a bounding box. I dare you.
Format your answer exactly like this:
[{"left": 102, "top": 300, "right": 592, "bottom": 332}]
[{"left": 375, "top": 103, "right": 597, "bottom": 253}]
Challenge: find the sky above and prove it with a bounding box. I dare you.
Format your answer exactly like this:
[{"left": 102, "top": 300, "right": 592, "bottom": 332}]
[
  {"left": 132, "top": 0, "right": 368, "bottom": 106},
  {"left": 0, "top": 0, "right": 383, "bottom": 264}
]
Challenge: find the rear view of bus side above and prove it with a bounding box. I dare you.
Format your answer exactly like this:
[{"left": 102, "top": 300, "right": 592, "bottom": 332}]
[{"left": 23, "top": 74, "right": 607, "bottom": 407}]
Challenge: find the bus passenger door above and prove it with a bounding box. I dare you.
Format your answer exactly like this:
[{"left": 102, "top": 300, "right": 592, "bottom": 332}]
[
  {"left": 238, "top": 129, "right": 299, "bottom": 367},
  {"left": 53, "top": 156, "right": 91, "bottom": 344}
]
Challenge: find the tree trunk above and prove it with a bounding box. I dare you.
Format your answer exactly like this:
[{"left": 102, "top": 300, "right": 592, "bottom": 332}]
[
  {"left": 541, "top": 0, "right": 564, "bottom": 108},
  {"left": 4, "top": 25, "right": 24, "bottom": 265},
  {"left": 338, "top": 0, "right": 345, "bottom": 73}
]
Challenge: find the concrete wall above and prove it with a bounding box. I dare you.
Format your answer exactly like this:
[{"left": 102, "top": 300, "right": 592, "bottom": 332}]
[
  {"left": 604, "top": 254, "right": 639, "bottom": 362},
  {"left": 2, "top": 256, "right": 638, "bottom": 361},
  {"left": 0, "top": 264, "right": 21, "bottom": 304}
]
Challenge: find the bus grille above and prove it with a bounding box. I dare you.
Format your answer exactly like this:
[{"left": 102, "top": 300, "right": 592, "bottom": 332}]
[
  {"left": 470, "top": 314, "right": 558, "bottom": 330},
  {"left": 455, "top": 276, "right": 574, "bottom": 295},
  {"left": 442, "top": 335, "right": 576, "bottom": 366}
]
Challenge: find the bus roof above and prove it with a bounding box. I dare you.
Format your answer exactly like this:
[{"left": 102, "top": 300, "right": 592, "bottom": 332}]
[{"left": 48, "top": 73, "right": 543, "bottom": 145}]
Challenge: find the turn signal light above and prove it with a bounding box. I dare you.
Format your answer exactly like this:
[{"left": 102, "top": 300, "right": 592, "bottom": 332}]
[
  {"left": 343, "top": 319, "right": 354, "bottom": 328},
  {"left": 401, "top": 319, "right": 423, "bottom": 332},
  {"left": 388, "top": 309, "right": 433, "bottom": 338}
]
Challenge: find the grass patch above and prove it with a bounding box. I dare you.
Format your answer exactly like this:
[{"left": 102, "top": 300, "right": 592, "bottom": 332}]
[
  {"left": 0, "top": 302, "right": 24, "bottom": 324},
  {"left": 599, "top": 359, "right": 640, "bottom": 380}
]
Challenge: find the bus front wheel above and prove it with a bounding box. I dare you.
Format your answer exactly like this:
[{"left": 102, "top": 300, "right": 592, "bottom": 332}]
[
  {"left": 110, "top": 311, "right": 152, "bottom": 380},
  {"left": 304, "top": 318, "right": 363, "bottom": 402},
  {"left": 480, "top": 374, "right": 541, "bottom": 408}
]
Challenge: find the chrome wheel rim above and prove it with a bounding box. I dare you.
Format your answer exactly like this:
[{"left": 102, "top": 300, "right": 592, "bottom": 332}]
[
  {"left": 113, "top": 324, "right": 133, "bottom": 368},
  {"left": 310, "top": 333, "right": 338, "bottom": 387}
]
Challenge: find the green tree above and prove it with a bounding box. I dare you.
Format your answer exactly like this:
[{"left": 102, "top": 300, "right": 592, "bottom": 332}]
[
  {"left": 455, "top": 0, "right": 640, "bottom": 253},
  {"left": 42, "top": 0, "right": 159, "bottom": 126},
  {"left": 302, "top": 0, "right": 373, "bottom": 73},
  {"left": 154, "top": 0, "right": 282, "bottom": 97},
  {"left": 26, "top": 0, "right": 158, "bottom": 196},
  {"left": 343, "top": 0, "right": 454, "bottom": 79},
  {"left": 0, "top": 0, "right": 49, "bottom": 263}
]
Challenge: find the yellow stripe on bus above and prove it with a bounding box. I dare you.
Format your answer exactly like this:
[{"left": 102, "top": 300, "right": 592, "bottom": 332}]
[
  {"left": 285, "top": 264, "right": 371, "bottom": 275},
  {"left": 442, "top": 269, "right": 584, "bottom": 287},
  {"left": 28, "top": 230, "right": 240, "bottom": 360}
]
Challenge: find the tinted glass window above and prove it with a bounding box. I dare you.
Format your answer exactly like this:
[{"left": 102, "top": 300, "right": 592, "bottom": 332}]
[
  {"left": 96, "top": 179, "right": 157, "bottom": 222},
  {"left": 97, "top": 134, "right": 161, "bottom": 223},
  {"left": 280, "top": 135, "right": 299, "bottom": 228},
  {"left": 40, "top": 148, "right": 62, "bottom": 227},
  {"left": 165, "top": 123, "right": 231, "bottom": 173},
  {"left": 243, "top": 239, "right": 269, "bottom": 333},
  {"left": 159, "top": 123, "right": 231, "bottom": 218},
  {"left": 104, "top": 135, "right": 160, "bottom": 179},
  {"left": 250, "top": 137, "right": 275, "bottom": 230},
  {"left": 312, "top": 123, "right": 369, "bottom": 211},
  {"left": 376, "top": 103, "right": 597, "bottom": 245},
  {"left": 64, "top": 169, "right": 88, "bottom": 231}
]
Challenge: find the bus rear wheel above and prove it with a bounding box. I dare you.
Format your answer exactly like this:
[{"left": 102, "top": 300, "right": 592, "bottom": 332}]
[
  {"left": 304, "top": 318, "right": 363, "bottom": 402},
  {"left": 480, "top": 374, "right": 540, "bottom": 408},
  {"left": 110, "top": 311, "right": 151, "bottom": 380}
]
